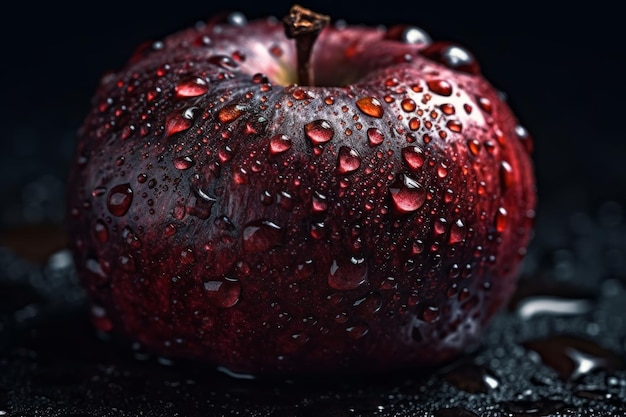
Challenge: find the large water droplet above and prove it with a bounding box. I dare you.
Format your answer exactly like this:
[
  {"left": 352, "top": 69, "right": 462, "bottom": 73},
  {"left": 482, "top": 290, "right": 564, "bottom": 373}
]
[
  {"left": 427, "top": 79, "right": 453, "bottom": 96},
  {"left": 328, "top": 257, "right": 368, "bottom": 290},
  {"left": 336, "top": 146, "right": 361, "bottom": 174},
  {"left": 401, "top": 26, "right": 432, "bottom": 45},
  {"left": 217, "top": 103, "right": 246, "bottom": 123},
  {"left": 367, "top": 127, "right": 384, "bottom": 146},
  {"left": 242, "top": 220, "right": 283, "bottom": 253},
  {"left": 356, "top": 97, "right": 384, "bottom": 118},
  {"left": 402, "top": 146, "right": 425, "bottom": 170},
  {"left": 305, "top": 119, "right": 334, "bottom": 144},
  {"left": 106, "top": 184, "right": 133, "bottom": 216},
  {"left": 389, "top": 174, "right": 426, "bottom": 213},
  {"left": 173, "top": 156, "right": 195, "bottom": 170},
  {"left": 175, "top": 77, "right": 209, "bottom": 98},
  {"left": 204, "top": 277, "right": 241, "bottom": 308},
  {"left": 269, "top": 134, "right": 292, "bottom": 155}
]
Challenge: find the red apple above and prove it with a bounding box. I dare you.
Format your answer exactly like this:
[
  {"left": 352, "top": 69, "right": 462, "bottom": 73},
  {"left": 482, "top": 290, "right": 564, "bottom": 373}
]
[{"left": 66, "top": 5, "right": 536, "bottom": 375}]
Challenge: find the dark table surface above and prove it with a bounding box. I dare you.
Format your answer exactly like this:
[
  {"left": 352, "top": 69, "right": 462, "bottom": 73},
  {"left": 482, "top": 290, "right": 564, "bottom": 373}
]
[{"left": 1, "top": 0, "right": 625, "bottom": 415}]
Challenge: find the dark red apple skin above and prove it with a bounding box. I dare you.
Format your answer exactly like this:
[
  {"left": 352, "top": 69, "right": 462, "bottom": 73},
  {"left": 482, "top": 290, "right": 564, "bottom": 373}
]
[{"left": 66, "top": 14, "right": 536, "bottom": 375}]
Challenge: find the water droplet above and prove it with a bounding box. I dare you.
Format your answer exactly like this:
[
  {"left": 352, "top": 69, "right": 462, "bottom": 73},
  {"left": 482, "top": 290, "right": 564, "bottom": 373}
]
[
  {"left": 269, "top": 134, "right": 292, "bottom": 155},
  {"left": 449, "top": 219, "right": 466, "bottom": 244},
  {"left": 204, "top": 277, "right": 241, "bottom": 308},
  {"left": 496, "top": 207, "right": 508, "bottom": 232},
  {"left": 401, "top": 98, "right": 416, "bottom": 112},
  {"left": 467, "top": 139, "right": 481, "bottom": 156},
  {"left": 346, "top": 322, "right": 369, "bottom": 339},
  {"left": 367, "top": 127, "right": 384, "bottom": 146},
  {"left": 402, "top": 146, "right": 425, "bottom": 170},
  {"left": 305, "top": 119, "right": 334, "bottom": 144},
  {"left": 175, "top": 77, "right": 209, "bottom": 98},
  {"left": 242, "top": 220, "right": 283, "bottom": 253},
  {"left": 427, "top": 79, "right": 453, "bottom": 96},
  {"left": 408, "top": 117, "right": 421, "bottom": 130},
  {"left": 419, "top": 305, "right": 440, "bottom": 322},
  {"left": 336, "top": 146, "right": 361, "bottom": 174},
  {"left": 500, "top": 399, "right": 567, "bottom": 416},
  {"left": 500, "top": 160, "right": 514, "bottom": 191},
  {"left": 401, "top": 26, "right": 432, "bottom": 45},
  {"left": 106, "top": 184, "right": 133, "bottom": 216},
  {"left": 328, "top": 257, "right": 368, "bottom": 290},
  {"left": 173, "top": 156, "right": 195, "bottom": 170},
  {"left": 389, "top": 174, "right": 426, "bottom": 213},
  {"left": 447, "top": 120, "right": 463, "bottom": 133},
  {"left": 422, "top": 42, "right": 480, "bottom": 74},
  {"left": 443, "top": 361, "right": 500, "bottom": 393},
  {"left": 312, "top": 191, "right": 328, "bottom": 213},
  {"left": 94, "top": 220, "right": 109, "bottom": 243},
  {"left": 477, "top": 96, "right": 492, "bottom": 113},
  {"left": 165, "top": 111, "right": 193, "bottom": 137},
  {"left": 356, "top": 96, "right": 384, "bottom": 118},
  {"left": 217, "top": 103, "right": 246, "bottom": 123}
]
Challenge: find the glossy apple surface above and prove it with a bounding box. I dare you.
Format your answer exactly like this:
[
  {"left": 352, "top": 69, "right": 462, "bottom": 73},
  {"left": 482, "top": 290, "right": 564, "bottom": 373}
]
[{"left": 66, "top": 8, "right": 536, "bottom": 375}]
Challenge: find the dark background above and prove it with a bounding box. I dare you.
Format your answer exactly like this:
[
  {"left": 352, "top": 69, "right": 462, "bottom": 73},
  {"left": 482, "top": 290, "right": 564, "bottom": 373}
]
[{"left": 2, "top": 0, "right": 625, "bottom": 224}]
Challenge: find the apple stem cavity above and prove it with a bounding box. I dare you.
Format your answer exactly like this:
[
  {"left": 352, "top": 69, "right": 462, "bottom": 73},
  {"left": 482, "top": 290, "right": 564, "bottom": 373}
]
[{"left": 282, "top": 4, "right": 330, "bottom": 86}]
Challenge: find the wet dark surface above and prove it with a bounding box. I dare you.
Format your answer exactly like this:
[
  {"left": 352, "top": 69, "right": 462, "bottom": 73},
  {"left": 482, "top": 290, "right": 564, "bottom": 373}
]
[
  {"left": 1, "top": 0, "right": 626, "bottom": 416},
  {"left": 1, "top": 192, "right": 625, "bottom": 416}
]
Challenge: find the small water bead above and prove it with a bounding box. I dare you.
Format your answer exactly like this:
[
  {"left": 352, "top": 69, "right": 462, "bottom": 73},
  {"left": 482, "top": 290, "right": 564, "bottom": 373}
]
[
  {"left": 106, "top": 184, "right": 133, "bottom": 216},
  {"left": 175, "top": 77, "right": 209, "bottom": 98},
  {"left": 269, "top": 134, "right": 292, "bottom": 155},
  {"left": 173, "top": 156, "right": 195, "bottom": 170},
  {"left": 401, "top": 98, "right": 417, "bottom": 112},
  {"left": 305, "top": 119, "right": 334, "bottom": 144},
  {"left": 499, "top": 161, "right": 514, "bottom": 192},
  {"left": 367, "top": 127, "right": 384, "bottom": 146},
  {"left": 356, "top": 96, "right": 384, "bottom": 118},
  {"left": 346, "top": 322, "right": 369, "bottom": 339},
  {"left": 467, "top": 139, "right": 481, "bottom": 156},
  {"left": 446, "top": 120, "right": 463, "bottom": 133},
  {"left": 496, "top": 207, "right": 508, "bottom": 232},
  {"left": 419, "top": 305, "right": 440, "bottom": 322},
  {"left": 94, "top": 220, "right": 109, "bottom": 243},
  {"left": 165, "top": 112, "right": 193, "bottom": 137},
  {"left": 242, "top": 220, "right": 283, "bottom": 253},
  {"left": 401, "top": 26, "right": 432, "bottom": 46},
  {"left": 336, "top": 146, "right": 361, "bottom": 174},
  {"left": 389, "top": 174, "right": 426, "bottom": 213},
  {"left": 203, "top": 277, "right": 241, "bottom": 308},
  {"left": 311, "top": 191, "right": 328, "bottom": 213},
  {"left": 449, "top": 219, "right": 466, "bottom": 244},
  {"left": 217, "top": 103, "right": 246, "bottom": 123},
  {"left": 408, "top": 117, "right": 421, "bottom": 130},
  {"left": 402, "top": 146, "right": 425, "bottom": 170},
  {"left": 477, "top": 96, "right": 492, "bottom": 114},
  {"left": 92, "top": 186, "right": 107, "bottom": 197},
  {"left": 328, "top": 257, "right": 368, "bottom": 291},
  {"left": 427, "top": 79, "right": 453, "bottom": 96}
]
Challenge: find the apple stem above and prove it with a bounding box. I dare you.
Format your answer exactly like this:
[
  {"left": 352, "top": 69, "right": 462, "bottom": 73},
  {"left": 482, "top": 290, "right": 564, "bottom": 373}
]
[{"left": 282, "top": 4, "right": 330, "bottom": 86}]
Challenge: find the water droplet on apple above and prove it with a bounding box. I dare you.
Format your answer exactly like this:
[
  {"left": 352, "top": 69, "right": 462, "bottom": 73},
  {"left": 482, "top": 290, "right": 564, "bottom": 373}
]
[
  {"left": 227, "top": 11, "right": 247, "bottom": 26},
  {"left": 449, "top": 219, "right": 466, "bottom": 244},
  {"left": 204, "top": 277, "right": 241, "bottom": 308},
  {"left": 419, "top": 305, "right": 440, "bottom": 322},
  {"left": 427, "top": 79, "right": 453, "bottom": 96},
  {"left": 328, "top": 257, "right": 368, "bottom": 290},
  {"left": 401, "top": 98, "right": 417, "bottom": 112},
  {"left": 402, "top": 146, "right": 425, "bottom": 170},
  {"left": 165, "top": 111, "right": 193, "bottom": 137},
  {"left": 401, "top": 26, "right": 432, "bottom": 46},
  {"left": 447, "top": 120, "right": 463, "bottom": 133},
  {"left": 269, "top": 134, "right": 292, "bottom": 155},
  {"left": 467, "top": 139, "right": 481, "bottom": 156},
  {"left": 409, "top": 117, "right": 421, "bottom": 130},
  {"left": 389, "top": 174, "right": 426, "bottom": 213},
  {"left": 312, "top": 191, "right": 328, "bottom": 213},
  {"left": 500, "top": 160, "right": 514, "bottom": 191},
  {"left": 346, "top": 322, "right": 369, "bottom": 339},
  {"left": 305, "top": 119, "right": 334, "bottom": 144},
  {"left": 173, "top": 156, "right": 195, "bottom": 170},
  {"left": 175, "top": 77, "right": 209, "bottom": 98},
  {"left": 217, "top": 103, "right": 246, "bottom": 123},
  {"left": 106, "top": 183, "right": 133, "bottom": 216},
  {"left": 496, "top": 207, "right": 508, "bottom": 232},
  {"left": 94, "top": 220, "right": 109, "bottom": 243},
  {"left": 356, "top": 96, "right": 384, "bottom": 118},
  {"left": 367, "top": 127, "right": 384, "bottom": 146},
  {"left": 337, "top": 146, "right": 361, "bottom": 174},
  {"left": 242, "top": 220, "right": 283, "bottom": 252}
]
